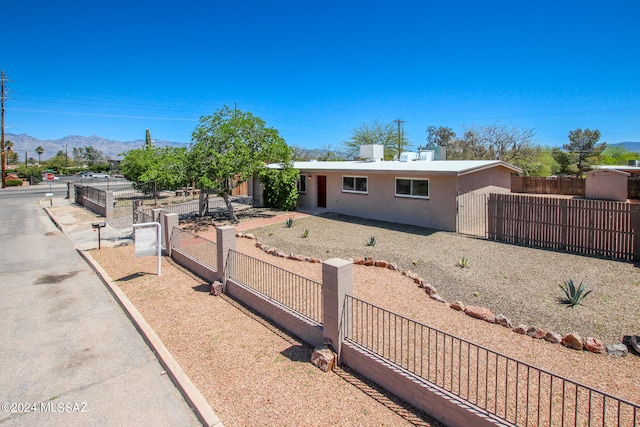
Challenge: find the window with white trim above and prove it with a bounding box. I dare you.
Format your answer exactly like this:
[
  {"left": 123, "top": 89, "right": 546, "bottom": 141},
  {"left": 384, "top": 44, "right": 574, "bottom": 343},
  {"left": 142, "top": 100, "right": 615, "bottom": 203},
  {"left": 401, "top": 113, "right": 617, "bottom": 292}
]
[
  {"left": 395, "top": 178, "right": 429, "bottom": 198},
  {"left": 342, "top": 176, "right": 368, "bottom": 194},
  {"left": 298, "top": 174, "right": 307, "bottom": 193}
]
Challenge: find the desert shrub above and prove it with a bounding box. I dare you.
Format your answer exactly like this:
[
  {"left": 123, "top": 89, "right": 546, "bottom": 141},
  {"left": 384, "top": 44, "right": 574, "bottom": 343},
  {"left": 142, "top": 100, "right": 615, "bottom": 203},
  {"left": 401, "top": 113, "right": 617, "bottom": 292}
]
[
  {"left": 5, "top": 179, "right": 22, "bottom": 187},
  {"left": 559, "top": 279, "right": 592, "bottom": 308},
  {"left": 457, "top": 257, "right": 470, "bottom": 268},
  {"left": 285, "top": 217, "right": 295, "bottom": 228},
  {"left": 366, "top": 235, "right": 377, "bottom": 247}
]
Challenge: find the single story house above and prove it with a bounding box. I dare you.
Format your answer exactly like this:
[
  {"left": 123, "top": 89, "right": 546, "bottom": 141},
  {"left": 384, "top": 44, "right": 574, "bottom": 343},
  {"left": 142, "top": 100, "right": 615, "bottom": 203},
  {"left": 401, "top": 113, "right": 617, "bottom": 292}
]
[{"left": 265, "top": 158, "right": 521, "bottom": 231}]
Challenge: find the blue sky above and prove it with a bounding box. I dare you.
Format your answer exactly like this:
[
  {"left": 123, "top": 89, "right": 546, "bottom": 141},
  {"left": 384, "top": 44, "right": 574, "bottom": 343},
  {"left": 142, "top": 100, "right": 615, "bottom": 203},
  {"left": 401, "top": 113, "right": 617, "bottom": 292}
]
[{"left": 3, "top": 1, "right": 639, "bottom": 150}]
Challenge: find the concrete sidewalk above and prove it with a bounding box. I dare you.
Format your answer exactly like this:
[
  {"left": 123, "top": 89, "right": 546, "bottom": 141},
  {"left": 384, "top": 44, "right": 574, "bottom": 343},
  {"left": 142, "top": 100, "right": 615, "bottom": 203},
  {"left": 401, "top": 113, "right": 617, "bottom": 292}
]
[{"left": 0, "top": 197, "right": 221, "bottom": 427}]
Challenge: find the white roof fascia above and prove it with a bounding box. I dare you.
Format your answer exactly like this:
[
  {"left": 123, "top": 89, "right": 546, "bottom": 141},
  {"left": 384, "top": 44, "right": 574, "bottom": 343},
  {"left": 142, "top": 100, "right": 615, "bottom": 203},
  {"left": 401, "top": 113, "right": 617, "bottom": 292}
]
[{"left": 269, "top": 160, "right": 521, "bottom": 176}]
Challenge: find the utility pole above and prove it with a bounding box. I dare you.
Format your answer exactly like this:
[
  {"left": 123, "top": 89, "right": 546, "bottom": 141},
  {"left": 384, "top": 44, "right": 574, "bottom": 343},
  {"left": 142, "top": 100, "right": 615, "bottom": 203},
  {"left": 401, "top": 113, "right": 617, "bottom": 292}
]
[
  {"left": 394, "top": 119, "right": 405, "bottom": 158},
  {"left": 1, "top": 70, "right": 8, "bottom": 188}
]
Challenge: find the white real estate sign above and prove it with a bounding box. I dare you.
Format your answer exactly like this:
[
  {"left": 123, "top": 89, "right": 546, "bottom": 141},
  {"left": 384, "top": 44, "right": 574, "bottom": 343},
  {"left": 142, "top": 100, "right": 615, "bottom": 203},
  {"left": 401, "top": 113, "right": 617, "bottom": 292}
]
[{"left": 133, "top": 222, "right": 162, "bottom": 275}]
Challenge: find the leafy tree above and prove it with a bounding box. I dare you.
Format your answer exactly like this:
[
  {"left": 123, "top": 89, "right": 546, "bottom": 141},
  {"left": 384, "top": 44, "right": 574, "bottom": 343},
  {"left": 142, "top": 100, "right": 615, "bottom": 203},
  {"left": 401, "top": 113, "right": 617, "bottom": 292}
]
[
  {"left": 189, "top": 106, "right": 291, "bottom": 222},
  {"left": 260, "top": 165, "right": 299, "bottom": 211},
  {"left": 45, "top": 150, "right": 73, "bottom": 172},
  {"left": 344, "top": 119, "right": 409, "bottom": 160},
  {"left": 73, "top": 146, "right": 108, "bottom": 166},
  {"left": 551, "top": 128, "right": 606, "bottom": 176},
  {"left": 35, "top": 146, "right": 44, "bottom": 164},
  {"left": 426, "top": 126, "right": 456, "bottom": 147},
  {"left": 599, "top": 145, "right": 639, "bottom": 165}
]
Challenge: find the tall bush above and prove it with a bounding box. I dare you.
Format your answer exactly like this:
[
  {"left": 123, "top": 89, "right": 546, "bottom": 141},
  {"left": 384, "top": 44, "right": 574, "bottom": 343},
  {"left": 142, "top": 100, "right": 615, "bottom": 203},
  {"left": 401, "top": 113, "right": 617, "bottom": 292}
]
[{"left": 260, "top": 166, "right": 299, "bottom": 211}]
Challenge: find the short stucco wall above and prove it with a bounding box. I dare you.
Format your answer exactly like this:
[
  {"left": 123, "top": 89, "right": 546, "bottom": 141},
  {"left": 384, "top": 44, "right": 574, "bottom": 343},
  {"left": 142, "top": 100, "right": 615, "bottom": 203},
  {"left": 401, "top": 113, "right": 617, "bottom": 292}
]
[
  {"left": 341, "top": 341, "right": 508, "bottom": 427},
  {"left": 171, "top": 249, "right": 217, "bottom": 283},
  {"left": 225, "top": 278, "right": 324, "bottom": 347}
]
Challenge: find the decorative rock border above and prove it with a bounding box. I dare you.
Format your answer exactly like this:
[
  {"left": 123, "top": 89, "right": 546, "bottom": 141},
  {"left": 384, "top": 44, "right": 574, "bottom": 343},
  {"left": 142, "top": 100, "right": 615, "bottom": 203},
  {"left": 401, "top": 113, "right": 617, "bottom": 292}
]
[{"left": 239, "top": 233, "right": 635, "bottom": 358}]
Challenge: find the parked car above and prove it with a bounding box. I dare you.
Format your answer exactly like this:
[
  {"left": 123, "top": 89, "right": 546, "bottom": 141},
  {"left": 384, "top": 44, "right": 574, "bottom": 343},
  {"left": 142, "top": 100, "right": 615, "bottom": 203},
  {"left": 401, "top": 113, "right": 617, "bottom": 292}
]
[{"left": 90, "top": 173, "right": 109, "bottom": 179}]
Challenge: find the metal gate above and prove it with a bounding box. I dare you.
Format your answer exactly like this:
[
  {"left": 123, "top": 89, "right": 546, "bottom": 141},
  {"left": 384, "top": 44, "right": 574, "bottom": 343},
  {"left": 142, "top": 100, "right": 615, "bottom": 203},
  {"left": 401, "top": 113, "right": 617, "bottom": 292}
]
[{"left": 456, "top": 192, "right": 488, "bottom": 238}]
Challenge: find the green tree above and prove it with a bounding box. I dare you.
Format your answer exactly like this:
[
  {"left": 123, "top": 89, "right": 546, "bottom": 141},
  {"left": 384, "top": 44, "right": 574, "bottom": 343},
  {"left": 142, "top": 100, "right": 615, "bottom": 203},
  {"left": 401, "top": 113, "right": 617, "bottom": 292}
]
[
  {"left": 426, "top": 126, "right": 456, "bottom": 147},
  {"left": 344, "top": 119, "right": 408, "bottom": 160},
  {"left": 35, "top": 146, "right": 44, "bottom": 164},
  {"left": 189, "top": 106, "right": 291, "bottom": 221},
  {"left": 45, "top": 150, "right": 73, "bottom": 172},
  {"left": 599, "top": 145, "right": 639, "bottom": 165},
  {"left": 552, "top": 128, "right": 606, "bottom": 176}
]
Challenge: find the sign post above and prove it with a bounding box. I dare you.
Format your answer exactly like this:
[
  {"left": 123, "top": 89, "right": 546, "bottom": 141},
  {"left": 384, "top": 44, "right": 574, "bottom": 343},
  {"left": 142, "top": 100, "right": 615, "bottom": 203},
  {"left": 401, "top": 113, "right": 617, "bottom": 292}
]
[{"left": 133, "top": 222, "right": 162, "bottom": 276}]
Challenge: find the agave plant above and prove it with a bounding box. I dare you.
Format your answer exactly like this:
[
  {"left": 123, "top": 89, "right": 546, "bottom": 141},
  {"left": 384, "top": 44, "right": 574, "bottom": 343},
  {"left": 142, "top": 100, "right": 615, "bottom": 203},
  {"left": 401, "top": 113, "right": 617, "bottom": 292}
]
[
  {"left": 301, "top": 228, "right": 309, "bottom": 238},
  {"left": 366, "top": 235, "right": 377, "bottom": 247},
  {"left": 559, "top": 279, "right": 593, "bottom": 308},
  {"left": 285, "top": 217, "right": 295, "bottom": 228},
  {"left": 457, "top": 257, "right": 470, "bottom": 268}
]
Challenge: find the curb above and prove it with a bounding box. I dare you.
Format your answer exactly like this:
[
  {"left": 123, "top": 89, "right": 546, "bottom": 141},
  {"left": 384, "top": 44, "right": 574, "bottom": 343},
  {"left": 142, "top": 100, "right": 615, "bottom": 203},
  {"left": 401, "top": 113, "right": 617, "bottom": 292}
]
[{"left": 78, "top": 250, "right": 224, "bottom": 427}]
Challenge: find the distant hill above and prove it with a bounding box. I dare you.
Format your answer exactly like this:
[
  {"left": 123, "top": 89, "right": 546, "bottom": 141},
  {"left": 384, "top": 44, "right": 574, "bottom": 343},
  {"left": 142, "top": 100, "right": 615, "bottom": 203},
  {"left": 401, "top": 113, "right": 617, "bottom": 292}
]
[
  {"left": 4, "top": 133, "right": 186, "bottom": 160},
  {"left": 611, "top": 142, "right": 640, "bottom": 153}
]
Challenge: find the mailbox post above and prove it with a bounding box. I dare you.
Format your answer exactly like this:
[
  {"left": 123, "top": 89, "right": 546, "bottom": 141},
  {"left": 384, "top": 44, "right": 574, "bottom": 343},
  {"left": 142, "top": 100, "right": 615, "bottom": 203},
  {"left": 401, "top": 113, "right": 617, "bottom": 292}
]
[{"left": 92, "top": 221, "right": 106, "bottom": 249}]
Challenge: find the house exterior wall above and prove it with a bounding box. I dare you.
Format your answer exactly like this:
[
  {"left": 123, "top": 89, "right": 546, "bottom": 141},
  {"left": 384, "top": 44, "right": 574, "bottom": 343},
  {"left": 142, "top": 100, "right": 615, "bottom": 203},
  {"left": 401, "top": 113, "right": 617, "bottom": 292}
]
[{"left": 298, "top": 171, "right": 459, "bottom": 231}]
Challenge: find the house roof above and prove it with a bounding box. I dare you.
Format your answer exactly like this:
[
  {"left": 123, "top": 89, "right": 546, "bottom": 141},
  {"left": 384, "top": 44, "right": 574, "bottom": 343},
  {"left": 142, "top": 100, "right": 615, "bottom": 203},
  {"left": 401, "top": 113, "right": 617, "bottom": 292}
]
[
  {"left": 269, "top": 160, "right": 522, "bottom": 176},
  {"left": 588, "top": 167, "right": 630, "bottom": 176}
]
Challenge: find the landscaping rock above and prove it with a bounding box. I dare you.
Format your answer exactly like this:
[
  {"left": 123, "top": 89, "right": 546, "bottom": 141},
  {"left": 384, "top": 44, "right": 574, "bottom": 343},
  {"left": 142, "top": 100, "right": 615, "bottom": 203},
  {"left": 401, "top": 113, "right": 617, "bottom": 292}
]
[
  {"left": 584, "top": 337, "right": 606, "bottom": 354},
  {"left": 267, "top": 247, "right": 278, "bottom": 255},
  {"left": 422, "top": 284, "right": 437, "bottom": 296},
  {"left": 450, "top": 301, "right": 465, "bottom": 311},
  {"left": 244, "top": 233, "right": 255, "bottom": 239},
  {"left": 544, "top": 332, "right": 562, "bottom": 344},
  {"left": 311, "top": 345, "right": 336, "bottom": 372},
  {"left": 514, "top": 324, "right": 528, "bottom": 334},
  {"left": 364, "top": 257, "right": 375, "bottom": 266},
  {"left": 526, "top": 326, "right": 546, "bottom": 339},
  {"left": 236, "top": 232, "right": 243, "bottom": 238},
  {"left": 430, "top": 293, "right": 446, "bottom": 303},
  {"left": 464, "top": 306, "right": 496, "bottom": 323},
  {"left": 210, "top": 281, "right": 224, "bottom": 296},
  {"left": 606, "top": 343, "right": 628, "bottom": 357},
  {"left": 494, "top": 314, "right": 513, "bottom": 329},
  {"left": 354, "top": 257, "right": 365, "bottom": 265},
  {"left": 561, "top": 333, "right": 583, "bottom": 351},
  {"left": 275, "top": 251, "right": 286, "bottom": 258},
  {"left": 374, "top": 260, "right": 389, "bottom": 268},
  {"left": 387, "top": 262, "right": 398, "bottom": 271},
  {"left": 413, "top": 276, "right": 424, "bottom": 286}
]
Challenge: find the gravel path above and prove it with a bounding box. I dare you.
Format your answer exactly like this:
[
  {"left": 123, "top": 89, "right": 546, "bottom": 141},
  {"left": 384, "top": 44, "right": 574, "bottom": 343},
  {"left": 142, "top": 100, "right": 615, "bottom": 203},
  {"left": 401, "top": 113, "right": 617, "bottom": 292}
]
[{"left": 246, "top": 212, "right": 640, "bottom": 344}]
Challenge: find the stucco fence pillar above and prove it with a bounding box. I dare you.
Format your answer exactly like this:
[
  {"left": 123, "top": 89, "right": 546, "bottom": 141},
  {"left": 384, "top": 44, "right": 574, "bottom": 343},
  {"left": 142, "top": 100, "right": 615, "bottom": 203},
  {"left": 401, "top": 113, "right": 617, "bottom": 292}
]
[
  {"left": 321, "top": 258, "right": 352, "bottom": 362},
  {"left": 216, "top": 225, "right": 236, "bottom": 282}
]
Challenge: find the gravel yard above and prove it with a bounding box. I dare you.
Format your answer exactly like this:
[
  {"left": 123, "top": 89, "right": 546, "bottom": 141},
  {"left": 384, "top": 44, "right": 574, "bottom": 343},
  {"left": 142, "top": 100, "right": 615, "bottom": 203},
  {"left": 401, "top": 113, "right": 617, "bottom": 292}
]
[
  {"left": 246, "top": 212, "right": 640, "bottom": 345},
  {"left": 88, "top": 209, "right": 640, "bottom": 426}
]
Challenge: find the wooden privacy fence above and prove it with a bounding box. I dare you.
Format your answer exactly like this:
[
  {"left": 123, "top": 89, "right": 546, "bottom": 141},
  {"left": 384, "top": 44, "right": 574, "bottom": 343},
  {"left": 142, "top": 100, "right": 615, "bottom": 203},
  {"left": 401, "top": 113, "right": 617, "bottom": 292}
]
[
  {"left": 488, "top": 194, "right": 640, "bottom": 261},
  {"left": 511, "top": 177, "right": 585, "bottom": 196}
]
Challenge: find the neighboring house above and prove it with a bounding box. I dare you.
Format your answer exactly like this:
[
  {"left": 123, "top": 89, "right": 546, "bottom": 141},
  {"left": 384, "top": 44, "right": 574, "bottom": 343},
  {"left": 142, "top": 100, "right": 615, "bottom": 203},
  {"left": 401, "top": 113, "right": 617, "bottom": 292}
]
[{"left": 266, "top": 157, "right": 521, "bottom": 231}]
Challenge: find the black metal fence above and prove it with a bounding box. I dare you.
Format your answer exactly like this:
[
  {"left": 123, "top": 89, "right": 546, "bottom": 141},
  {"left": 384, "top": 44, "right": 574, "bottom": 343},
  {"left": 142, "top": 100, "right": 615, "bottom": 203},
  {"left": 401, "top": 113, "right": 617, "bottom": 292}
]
[
  {"left": 343, "top": 295, "right": 639, "bottom": 427},
  {"left": 225, "top": 249, "right": 323, "bottom": 324},
  {"left": 74, "top": 184, "right": 106, "bottom": 207},
  {"left": 170, "top": 228, "right": 217, "bottom": 270}
]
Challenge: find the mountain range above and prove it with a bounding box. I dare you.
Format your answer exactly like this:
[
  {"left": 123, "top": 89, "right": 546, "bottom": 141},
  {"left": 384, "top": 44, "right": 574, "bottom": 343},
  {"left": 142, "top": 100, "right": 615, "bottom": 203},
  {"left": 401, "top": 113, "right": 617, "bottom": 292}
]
[
  {"left": 4, "top": 133, "right": 186, "bottom": 160},
  {"left": 3, "top": 133, "right": 639, "bottom": 161}
]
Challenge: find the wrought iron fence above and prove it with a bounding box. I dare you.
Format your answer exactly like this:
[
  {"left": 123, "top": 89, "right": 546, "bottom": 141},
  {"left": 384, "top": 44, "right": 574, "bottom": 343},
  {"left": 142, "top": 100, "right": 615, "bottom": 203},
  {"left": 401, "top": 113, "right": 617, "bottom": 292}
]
[
  {"left": 76, "top": 184, "right": 106, "bottom": 207},
  {"left": 225, "top": 249, "right": 322, "bottom": 324},
  {"left": 170, "top": 227, "right": 217, "bottom": 270},
  {"left": 343, "top": 295, "right": 639, "bottom": 427}
]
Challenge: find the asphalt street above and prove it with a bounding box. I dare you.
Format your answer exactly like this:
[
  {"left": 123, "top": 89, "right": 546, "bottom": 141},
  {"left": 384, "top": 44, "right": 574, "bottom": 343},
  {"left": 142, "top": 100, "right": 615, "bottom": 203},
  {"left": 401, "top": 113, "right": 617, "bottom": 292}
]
[{"left": 0, "top": 194, "right": 202, "bottom": 426}]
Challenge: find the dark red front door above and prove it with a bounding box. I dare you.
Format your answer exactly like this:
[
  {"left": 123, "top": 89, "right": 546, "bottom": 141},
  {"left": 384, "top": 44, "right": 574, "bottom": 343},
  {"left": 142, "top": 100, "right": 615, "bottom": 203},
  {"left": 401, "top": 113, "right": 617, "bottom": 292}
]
[{"left": 317, "top": 175, "right": 327, "bottom": 208}]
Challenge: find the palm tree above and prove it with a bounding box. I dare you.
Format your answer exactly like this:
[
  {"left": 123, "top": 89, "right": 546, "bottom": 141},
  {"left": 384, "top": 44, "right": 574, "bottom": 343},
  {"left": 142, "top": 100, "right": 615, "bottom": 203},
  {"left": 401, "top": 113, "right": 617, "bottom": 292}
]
[
  {"left": 36, "top": 146, "right": 44, "bottom": 165},
  {"left": 5, "top": 140, "right": 13, "bottom": 166}
]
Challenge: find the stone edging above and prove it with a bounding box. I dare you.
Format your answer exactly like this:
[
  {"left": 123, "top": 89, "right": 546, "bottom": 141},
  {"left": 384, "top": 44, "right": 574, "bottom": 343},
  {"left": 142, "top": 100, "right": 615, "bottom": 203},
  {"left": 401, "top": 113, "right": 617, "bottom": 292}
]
[{"left": 238, "top": 233, "right": 635, "bottom": 358}]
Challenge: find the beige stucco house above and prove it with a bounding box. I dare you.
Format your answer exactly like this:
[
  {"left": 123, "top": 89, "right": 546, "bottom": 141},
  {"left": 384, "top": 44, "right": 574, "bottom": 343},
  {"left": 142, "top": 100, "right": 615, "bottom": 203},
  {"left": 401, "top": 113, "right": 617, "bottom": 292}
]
[{"left": 266, "top": 158, "right": 521, "bottom": 231}]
